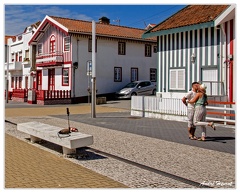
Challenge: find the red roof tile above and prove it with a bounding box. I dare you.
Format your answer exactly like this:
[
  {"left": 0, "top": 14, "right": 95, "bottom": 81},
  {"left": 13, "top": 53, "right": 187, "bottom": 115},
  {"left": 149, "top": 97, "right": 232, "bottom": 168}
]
[
  {"left": 50, "top": 16, "right": 156, "bottom": 41},
  {"left": 150, "top": 5, "right": 230, "bottom": 32},
  {"left": 5, "top": 36, "right": 15, "bottom": 44}
]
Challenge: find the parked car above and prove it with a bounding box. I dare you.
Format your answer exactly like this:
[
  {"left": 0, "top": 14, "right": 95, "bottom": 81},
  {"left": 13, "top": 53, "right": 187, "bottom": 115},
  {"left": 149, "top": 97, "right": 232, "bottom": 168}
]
[{"left": 115, "top": 80, "right": 156, "bottom": 99}]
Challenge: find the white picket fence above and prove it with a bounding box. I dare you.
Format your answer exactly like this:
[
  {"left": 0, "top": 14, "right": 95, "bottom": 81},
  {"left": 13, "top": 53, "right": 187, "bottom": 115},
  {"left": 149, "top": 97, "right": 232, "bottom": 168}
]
[{"left": 131, "top": 96, "right": 235, "bottom": 125}]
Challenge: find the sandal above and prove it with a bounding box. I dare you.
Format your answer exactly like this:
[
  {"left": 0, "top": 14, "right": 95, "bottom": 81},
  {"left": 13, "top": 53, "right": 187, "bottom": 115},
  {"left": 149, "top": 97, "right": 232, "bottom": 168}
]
[
  {"left": 192, "top": 136, "right": 198, "bottom": 140},
  {"left": 189, "top": 136, "right": 197, "bottom": 140},
  {"left": 198, "top": 137, "right": 206, "bottom": 141}
]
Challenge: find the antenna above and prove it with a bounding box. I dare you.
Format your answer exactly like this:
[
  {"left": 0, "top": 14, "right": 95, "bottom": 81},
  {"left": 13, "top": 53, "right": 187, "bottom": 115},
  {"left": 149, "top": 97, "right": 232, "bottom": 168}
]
[
  {"left": 113, "top": 18, "right": 120, "bottom": 26},
  {"left": 144, "top": 21, "right": 147, "bottom": 28}
]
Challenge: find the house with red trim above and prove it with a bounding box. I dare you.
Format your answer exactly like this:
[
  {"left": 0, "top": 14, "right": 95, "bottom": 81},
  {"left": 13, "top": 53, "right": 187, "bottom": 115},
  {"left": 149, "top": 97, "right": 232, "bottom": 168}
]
[
  {"left": 27, "top": 16, "right": 157, "bottom": 104},
  {"left": 142, "top": 5, "right": 236, "bottom": 102},
  {"left": 5, "top": 21, "right": 40, "bottom": 101}
]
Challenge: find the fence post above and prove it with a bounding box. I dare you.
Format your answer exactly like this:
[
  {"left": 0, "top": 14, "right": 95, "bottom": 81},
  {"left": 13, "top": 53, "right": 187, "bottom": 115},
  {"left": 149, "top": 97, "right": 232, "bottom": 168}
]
[{"left": 224, "top": 104, "right": 227, "bottom": 126}]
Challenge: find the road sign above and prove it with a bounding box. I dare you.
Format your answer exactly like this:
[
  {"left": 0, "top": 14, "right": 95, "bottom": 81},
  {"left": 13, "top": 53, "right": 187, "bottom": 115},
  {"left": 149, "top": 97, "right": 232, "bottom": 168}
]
[{"left": 87, "top": 60, "right": 92, "bottom": 76}]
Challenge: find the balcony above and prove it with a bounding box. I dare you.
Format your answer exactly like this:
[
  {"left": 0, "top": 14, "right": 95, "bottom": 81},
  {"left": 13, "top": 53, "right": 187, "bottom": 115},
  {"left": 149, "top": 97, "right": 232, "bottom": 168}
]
[
  {"left": 5, "top": 61, "right": 22, "bottom": 71},
  {"left": 36, "top": 51, "right": 64, "bottom": 67}
]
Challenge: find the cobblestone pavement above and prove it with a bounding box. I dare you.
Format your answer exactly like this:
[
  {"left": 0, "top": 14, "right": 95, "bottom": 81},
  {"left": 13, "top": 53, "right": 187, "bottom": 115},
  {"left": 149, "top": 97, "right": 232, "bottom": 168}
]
[{"left": 4, "top": 100, "right": 236, "bottom": 189}]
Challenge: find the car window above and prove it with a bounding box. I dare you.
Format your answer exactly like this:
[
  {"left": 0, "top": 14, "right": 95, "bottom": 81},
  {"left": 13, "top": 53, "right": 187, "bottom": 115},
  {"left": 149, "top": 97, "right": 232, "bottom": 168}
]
[
  {"left": 138, "top": 82, "right": 145, "bottom": 87},
  {"left": 145, "top": 81, "right": 151, "bottom": 86},
  {"left": 123, "top": 82, "right": 137, "bottom": 88}
]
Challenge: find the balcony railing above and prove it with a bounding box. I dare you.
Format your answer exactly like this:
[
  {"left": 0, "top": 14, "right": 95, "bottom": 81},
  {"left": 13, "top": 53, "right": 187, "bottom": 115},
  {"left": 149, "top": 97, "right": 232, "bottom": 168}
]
[
  {"left": 5, "top": 61, "right": 22, "bottom": 71},
  {"left": 36, "top": 51, "right": 63, "bottom": 65}
]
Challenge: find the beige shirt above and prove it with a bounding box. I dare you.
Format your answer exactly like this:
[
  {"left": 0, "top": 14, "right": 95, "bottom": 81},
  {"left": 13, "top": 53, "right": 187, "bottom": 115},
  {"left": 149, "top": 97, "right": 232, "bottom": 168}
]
[{"left": 184, "top": 90, "right": 197, "bottom": 109}]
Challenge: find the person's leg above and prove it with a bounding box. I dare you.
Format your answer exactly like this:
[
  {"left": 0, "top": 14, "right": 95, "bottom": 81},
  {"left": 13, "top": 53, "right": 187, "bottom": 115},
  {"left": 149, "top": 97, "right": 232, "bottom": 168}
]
[
  {"left": 187, "top": 108, "right": 195, "bottom": 139},
  {"left": 191, "top": 126, "right": 197, "bottom": 139},
  {"left": 194, "top": 106, "right": 207, "bottom": 140}
]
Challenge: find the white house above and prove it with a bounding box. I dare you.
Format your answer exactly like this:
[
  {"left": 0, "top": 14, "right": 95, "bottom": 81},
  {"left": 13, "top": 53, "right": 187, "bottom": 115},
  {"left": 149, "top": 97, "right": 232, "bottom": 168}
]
[
  {"left": 5, "top": 21, "right": 40, "bottom": 100},
  {"left": 27, "top": 16, "right": 157, "bottom": 104}
]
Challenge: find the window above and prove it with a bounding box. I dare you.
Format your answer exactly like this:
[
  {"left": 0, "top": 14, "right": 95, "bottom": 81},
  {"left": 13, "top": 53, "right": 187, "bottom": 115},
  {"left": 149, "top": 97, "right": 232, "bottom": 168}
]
[
  {"left": 145, "top": 44, "right": 152, "bottom": 57},
  {"left": 15, "top": 53, "right": 18, "bottom": 62},
  {"left": 64, "top": 36, "right": 70, "bottom": 52},
  {"left": 88, "top": 38, "right": 97, "bottom": 52},
  {"left": 15, "top": 77, "right": 18, "bottom": 89},
  {"left": 11, "top": 53, "right": 14, "bottom": 62},
  {"left": 25, "top": 50, "right": 29, "bottom": 61},
  {"left": 62, "top": 68, "right": 69, "bottom": 86},
  {"left": 19, "top": 51, "right": 22, "bottom": 62},
  {"left": 150, "top": 68, "right": 157, "bottom": 82},
  {"left": 170, "top": 69, "right": 185, "bottom": 90},
  {"left": 11, "top": 77, "right": 14, "bottom": 88},
  {"left": 118, "top": 42, "right": 126, "bottom": 55},
  {"left": 114, "top": 67, "right": 122, "bottom": 82},
  {"left": 131, "top": 68, "right": 138, "bottom": 82},
  {"left": 37, "top": 44, "right": 43, "bottom": 54},
  {"left": 50, "top": 35, "right": 56, "bottom": 53},
  {"left": 19, "top": 77, "right": 22, "bottom": 88}
]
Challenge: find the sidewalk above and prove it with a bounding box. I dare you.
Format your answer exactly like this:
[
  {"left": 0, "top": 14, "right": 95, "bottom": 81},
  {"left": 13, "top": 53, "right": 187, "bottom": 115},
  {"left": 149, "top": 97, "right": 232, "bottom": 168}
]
[
  {"left": 5, "top": 101, "right": 130, "bottom": 188},
  {"left": 5, "top": 134, "right": 127, "bottom": 188},
  {"left": 5, "top": 100, "right": 235, "bottom": 188}
]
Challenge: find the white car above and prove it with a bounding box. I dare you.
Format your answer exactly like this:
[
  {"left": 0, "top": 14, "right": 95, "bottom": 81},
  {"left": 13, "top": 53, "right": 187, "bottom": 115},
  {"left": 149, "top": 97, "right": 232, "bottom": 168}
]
[{"left": 115, "top": 80, "right": 156, "bottom": 99}]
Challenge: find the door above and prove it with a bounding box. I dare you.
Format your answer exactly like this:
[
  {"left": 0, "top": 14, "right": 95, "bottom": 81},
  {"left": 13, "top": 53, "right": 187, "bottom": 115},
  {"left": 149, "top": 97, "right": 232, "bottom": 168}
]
[
  {"left": 36, "top": 70, "right": 42, "bottom": 90},
  {"left": 48, "top": 69, "right": 55, "bottom": 91}
]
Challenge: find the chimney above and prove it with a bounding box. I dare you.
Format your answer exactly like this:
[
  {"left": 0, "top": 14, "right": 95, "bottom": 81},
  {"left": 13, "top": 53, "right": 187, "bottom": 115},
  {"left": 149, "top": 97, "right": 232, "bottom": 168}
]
[{"left": 99, "top": 17, "right": 110, "bottom": 25}]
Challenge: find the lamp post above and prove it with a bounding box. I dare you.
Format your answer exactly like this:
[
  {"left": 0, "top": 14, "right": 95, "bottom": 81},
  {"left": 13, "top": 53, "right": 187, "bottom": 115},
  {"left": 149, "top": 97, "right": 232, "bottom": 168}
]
[{"left": 91, "top": 20, "right": 96, "bottom": 118}]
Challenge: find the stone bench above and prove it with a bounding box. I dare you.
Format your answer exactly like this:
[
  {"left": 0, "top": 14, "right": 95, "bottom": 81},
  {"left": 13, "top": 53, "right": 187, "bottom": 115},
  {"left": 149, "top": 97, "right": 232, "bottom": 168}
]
[{"left": 17, "top": 122, "right": 93, "bottom": 155}]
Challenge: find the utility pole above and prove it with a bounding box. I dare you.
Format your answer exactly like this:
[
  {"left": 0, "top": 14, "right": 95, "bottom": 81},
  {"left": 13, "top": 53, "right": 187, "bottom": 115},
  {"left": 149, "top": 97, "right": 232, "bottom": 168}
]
[
  {"left": 91, "top": 20, "right": 96, "bottom": 118},
  {"left": 6, "top": 44, "right": 9, "bottom": 103}
]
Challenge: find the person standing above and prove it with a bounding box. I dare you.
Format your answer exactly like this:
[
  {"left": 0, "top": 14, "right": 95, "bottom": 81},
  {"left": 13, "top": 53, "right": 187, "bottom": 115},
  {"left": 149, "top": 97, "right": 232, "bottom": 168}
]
[
  {"left": 188, "top": 84, "right": 216, "bottom": 141},
  {"left": 182, "top": 82, "right": 200, "bottom": 140}
]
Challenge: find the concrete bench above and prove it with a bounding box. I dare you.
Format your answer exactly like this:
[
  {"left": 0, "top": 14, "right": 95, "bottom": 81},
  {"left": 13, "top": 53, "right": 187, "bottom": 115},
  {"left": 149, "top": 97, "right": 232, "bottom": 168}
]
[{"left": 17, "top": 122, "right": 93, "bottom": 155}]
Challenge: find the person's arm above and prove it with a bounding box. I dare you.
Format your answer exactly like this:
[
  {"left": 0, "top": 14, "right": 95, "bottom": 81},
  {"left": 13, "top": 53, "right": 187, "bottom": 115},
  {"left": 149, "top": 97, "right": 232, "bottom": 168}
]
[
  {"left": 188, "top": 93, "right": 200, "bottom": 103},
  {"left": 182, "top": 96, "right": 187, "bottom": 106},
  {"left": 205, "top": 95, "right": 208, "bottom": 106},
  {"left": 182, "top": 92, "right": 191, "bottom": 106}
]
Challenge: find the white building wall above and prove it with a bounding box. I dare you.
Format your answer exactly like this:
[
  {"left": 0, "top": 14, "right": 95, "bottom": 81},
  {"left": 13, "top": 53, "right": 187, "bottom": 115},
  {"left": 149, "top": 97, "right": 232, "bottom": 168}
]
[
  {"left": 71, "top": 36, "right": 157, "bottom": 98},
  {"left": 6, "top": 27, "right": 37, "bottom": 91}
]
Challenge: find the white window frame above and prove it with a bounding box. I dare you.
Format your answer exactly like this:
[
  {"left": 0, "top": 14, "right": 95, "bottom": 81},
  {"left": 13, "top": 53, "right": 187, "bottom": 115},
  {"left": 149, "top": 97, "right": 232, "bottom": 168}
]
[
  {"left": 131, "top": 68, "right": 138, "bottom": 82},
  {"left": 118, "top": 42, "right": 126, "bottom": 55},
  {"left": 114, "top": 67, "right": 122, "bottom": 82},
  {"left": 37, "top": 43, "right": 43, "bottom": 55},
  {"left": 64, "top": 36, "right": 70, "bottom": 52},
  {"left": 62, "top": 68, "right": 69, "bottom": 86},
  {"left": 169, "top": 69, "right": 185, "bottom": 90}
]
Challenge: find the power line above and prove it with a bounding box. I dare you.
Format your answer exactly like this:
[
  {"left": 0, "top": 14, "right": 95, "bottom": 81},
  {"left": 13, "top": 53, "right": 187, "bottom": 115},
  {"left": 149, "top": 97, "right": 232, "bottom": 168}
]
[{"left": 125, "top": 5, "right": 184, "bottom": 28}]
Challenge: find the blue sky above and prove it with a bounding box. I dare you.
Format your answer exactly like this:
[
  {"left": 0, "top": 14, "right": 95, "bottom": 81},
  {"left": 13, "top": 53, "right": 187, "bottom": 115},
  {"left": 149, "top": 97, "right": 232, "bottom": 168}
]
[{"left": 4, "top": 4, "right": 186, "bottom": 35}]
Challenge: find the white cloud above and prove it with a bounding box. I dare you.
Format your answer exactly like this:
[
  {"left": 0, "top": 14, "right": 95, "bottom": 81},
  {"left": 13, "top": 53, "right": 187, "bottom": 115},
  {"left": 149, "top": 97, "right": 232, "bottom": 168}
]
[{"left": 5, "top": 5, "right": 93, "bottom": 35}]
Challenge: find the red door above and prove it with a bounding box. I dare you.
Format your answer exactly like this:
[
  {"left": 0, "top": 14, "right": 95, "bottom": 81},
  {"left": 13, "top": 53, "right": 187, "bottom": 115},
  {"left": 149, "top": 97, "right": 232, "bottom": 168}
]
[
  {"left": 37, "top": 70, "right": 42, "bottom": 90},
  {"left": 48, "top": 69, "right": 55, "bottom": 91}
]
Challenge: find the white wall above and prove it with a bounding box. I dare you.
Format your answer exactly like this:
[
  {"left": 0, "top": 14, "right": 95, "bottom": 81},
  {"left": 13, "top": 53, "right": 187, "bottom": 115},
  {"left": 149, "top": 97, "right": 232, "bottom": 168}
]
[{"left": 72, "top": 36, "right": 157, "bottom": 97}]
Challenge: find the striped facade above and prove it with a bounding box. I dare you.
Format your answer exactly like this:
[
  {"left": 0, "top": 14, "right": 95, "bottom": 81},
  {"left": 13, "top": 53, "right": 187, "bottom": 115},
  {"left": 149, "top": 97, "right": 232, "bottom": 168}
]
[
  {"left": 36, "top": 25, "right": 72, "bottom": 64},
  {"left": 157, "top": 19, "right": 235, "bottom": 101},
  {"left": 144, "top": 5, "right": 236, "bottom": 102}
]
